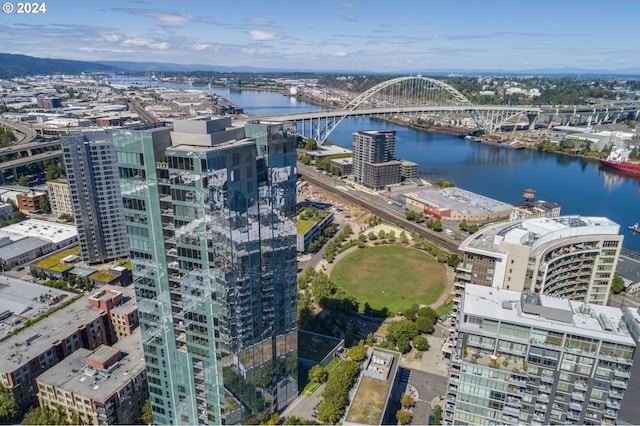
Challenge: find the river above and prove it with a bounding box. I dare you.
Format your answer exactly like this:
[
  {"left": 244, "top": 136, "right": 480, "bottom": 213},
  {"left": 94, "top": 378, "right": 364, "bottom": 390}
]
[{"left": 114, "top": 77, "right": 640, "bottom": 252}]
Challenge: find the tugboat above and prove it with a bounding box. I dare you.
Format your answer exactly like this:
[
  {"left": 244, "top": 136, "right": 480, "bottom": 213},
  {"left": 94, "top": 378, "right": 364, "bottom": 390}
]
[{"left": 629, "top": 223, "right": 640, "bottom": 233}]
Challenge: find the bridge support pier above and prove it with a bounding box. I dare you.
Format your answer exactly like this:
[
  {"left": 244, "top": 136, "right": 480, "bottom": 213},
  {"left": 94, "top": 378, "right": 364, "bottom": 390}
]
[{"left": 527, "top": 113, "right": 538, "bottom": 130}]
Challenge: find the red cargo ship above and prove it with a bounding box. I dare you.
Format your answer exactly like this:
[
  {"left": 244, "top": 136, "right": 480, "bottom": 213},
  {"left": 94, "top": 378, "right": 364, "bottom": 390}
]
[{"left": 599, "top": 149, "right": 640, "bottom": 175}]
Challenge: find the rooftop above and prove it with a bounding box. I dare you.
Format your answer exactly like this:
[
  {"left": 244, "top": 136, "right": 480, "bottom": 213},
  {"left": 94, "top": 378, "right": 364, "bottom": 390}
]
[
  {"left": 36, "top": 330, "right": 145, "bottom": 404},
  {"left": 463, "top": 284, "right": 635, "bottom": 346},
  {"left": 406, "top": 187, "right": 512, "bottom": 215},
  {"left": 0, "top": 237, "right": 49, "bottom": 259},
  {"left": 0, "top": 276, "right": 76, "bottom": 336},
  {"left": 0, "top": 285, "right": 134, "bottom": 373},
  {"left": 0, "top": 219, "right": 77, "bottom": 244},
  {"left": 460, "top": 215, "right": 621, "bottom": 256},
  {"left": 34, "top": 246, "right": 80, "bottom": 271}
]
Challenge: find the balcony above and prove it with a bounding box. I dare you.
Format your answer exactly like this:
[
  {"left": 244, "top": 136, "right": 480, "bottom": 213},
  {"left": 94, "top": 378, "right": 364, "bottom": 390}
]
[
  {"left": 567, "top": 411, "right": 581, "bottom": 421},
  {"left": 540, "top": 375, "right": 554, "bottom": 384},
  {"left": 609, "top": 389, "right": 624, "bottom": 399},
  {"left": 603, "top": 409, "right": 618, "bottom": 419},
  {"left": 507, "top": 385, "right": 524, "bottom": 397},
  {"left": 573, "top": 380, "right": 587, "bottom": 391},
  {"left": 613, "top": 369, "right": 631, "bottom": 379},
  {"left": 532, "top": 414, "right": 545, "bottom": 423},
  {"left": 539, "top": 384, "right": 552, "bottom": 393},
  {"left": 569, "top": 402, "right": 582, "bottom": 411},
  {"left": 611, "top": 379, "right": 628, "bottom": 390},
  {"left": 534, "top": 403, "right": 547, "bottom": 412},
  {"left": 505, "top": 396, "right": 521, "bottom": 407},
  {"left": 501, "top": 414, "right": 518, "bottom": 425},
  {"left": 503, "top": 406, "right": 520, "bottom": 417},
  {"left": 571, "top": 392, "right": 585, "bottom": 402},
  {"left": 606, "top": 400, "right": 620, "bottom": 409},
  {"left": 537, "top": 394, "right": 549, "bottom": 403}
]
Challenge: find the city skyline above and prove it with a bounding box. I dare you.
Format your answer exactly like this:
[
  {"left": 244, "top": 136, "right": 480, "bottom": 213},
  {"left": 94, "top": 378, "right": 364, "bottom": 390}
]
[{"left": 1, "top": 1, "right": 639, "bottom": 73}]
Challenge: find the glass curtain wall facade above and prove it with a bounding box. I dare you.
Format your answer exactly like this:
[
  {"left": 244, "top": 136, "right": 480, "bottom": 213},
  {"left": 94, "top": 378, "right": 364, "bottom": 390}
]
[{"left": 114, "top": 120, "right": 298, "bottom": 425}]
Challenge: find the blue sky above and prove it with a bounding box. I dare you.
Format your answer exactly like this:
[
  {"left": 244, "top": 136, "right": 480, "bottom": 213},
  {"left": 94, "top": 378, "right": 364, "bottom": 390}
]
[{"left": 1, "top": 0, "right": 639, "bottom": 72}]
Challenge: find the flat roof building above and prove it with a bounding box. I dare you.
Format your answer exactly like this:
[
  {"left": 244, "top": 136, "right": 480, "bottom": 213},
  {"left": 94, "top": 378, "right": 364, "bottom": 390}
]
[
  {"left": 36, "top": 331, "right": 147, "bottom": 425},
  {"left": 457, "top": 215, "right": 622, "bottom": 305},
  {"left": 445, "top": 284, "right": 635, "bottom": 425},
  {"left": 0, "top": 219, "right": 78, "bottom": 268},
  {"left": 404, "top": 187, "right": 513, "bottom": 222},
  {"left": 0, "top": 284, "right": 137, "bottom": 408}
]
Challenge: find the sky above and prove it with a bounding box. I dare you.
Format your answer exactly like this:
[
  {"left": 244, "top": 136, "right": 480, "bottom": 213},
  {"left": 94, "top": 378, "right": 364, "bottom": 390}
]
[{"left": 1, "top": 0, "right": 639, "bottom": 73}]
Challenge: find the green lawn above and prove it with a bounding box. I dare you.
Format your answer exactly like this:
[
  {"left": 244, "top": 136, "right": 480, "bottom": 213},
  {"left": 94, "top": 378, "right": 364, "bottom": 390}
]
[
  {"left": 297, "top": 219, "right": 317, "bottom": 234},
  {"left": 34, "top": 246, "right": 80, "bottom": 269},
  {"left": 331, "top": 245, "right": 446, "bottom": 316}
]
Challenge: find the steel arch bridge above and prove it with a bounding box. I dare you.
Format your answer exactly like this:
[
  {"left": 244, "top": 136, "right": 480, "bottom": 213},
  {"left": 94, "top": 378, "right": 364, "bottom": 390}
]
[{"left": 258, "top": 76, "right": 541, "bottom": 144}]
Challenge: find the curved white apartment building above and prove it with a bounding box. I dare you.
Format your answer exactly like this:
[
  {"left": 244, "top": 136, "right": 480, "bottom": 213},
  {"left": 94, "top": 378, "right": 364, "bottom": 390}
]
[{"left": 456, "top": 216, "right": 622, "bottom": 305}]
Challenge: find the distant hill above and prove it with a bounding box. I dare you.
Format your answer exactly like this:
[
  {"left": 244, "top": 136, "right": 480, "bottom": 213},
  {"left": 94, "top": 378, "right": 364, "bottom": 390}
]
[
  {"left": 0, "top": 53, "right": 120, "bottom": 78},
  {"left": 99, "top": 60, "right": 308, "bottom": 73},
  {"left": 1, "top": 52, "right": 639, "bottom": 78}
]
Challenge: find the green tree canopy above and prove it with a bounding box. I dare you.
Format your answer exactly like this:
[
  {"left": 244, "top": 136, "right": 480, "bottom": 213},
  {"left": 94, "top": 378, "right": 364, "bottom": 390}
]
[
  {"left": 308, "top": 365, "right": 328, "bottom": 384},
  {"left": 413, "top": 335, "right": 430, "bottom": 351},
  {"left": 0, "top": 386, "right": 19, "bottom": 423},
  {"left": 396, "top": 409, "right": 412, "bottom": 425},
  {"left": 347, "top": 345, "right": 366, "bottom": 362},
  {"left": 611, "top": 275, "right": 625, "bottom": 294}
]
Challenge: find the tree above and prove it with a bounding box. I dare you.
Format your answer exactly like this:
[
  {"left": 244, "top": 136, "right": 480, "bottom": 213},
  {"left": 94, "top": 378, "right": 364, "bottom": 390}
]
[
  {"left": 304, "top": 139, "right": 318, "bottom": 151},
  {"left": 0, "top": 386, "right": 19, "bottom": 423},
  {"left": 308, "top": 365, "right": 328, "bottom": 384},
  {"left": 415, "top": 316, "right": 435, "bottom": 334},
  {"left": 348, "top": 345, "right": 366, "bottom": 362},
  {"left": 316, "top": 398, "right": 344, "bottom": 424},
  {"left": 611, "top": 275, "right": 625, "bottom": 294},
  {"left": 400, "top": 231, "right": 409, "bottom": 244},
  {"left": 18, "top": 175, "right": 30, "bottom": 186},
  {"left": 58, "top": 213, "right": 74, "bottom": 222},
  {"left": 403, "top": 304, "right": 419, "bottom": 321},
  {"left": 396, "top": 334, "right": 411, "bottom": 353},
  {"left": 396, "top": 409, "right": 412, "bottom": 425},
  {"left": 413, "top": 335, "right": 430, "bottom": 351},
  {"left": 400, "top": 393, "right": 415, "bottom": 409},
  {"left": 39, "top": 194, "right": 51, "bottom": 214},
  {"left": 430, "top": 405, "right": 443, "bottom": 425}
]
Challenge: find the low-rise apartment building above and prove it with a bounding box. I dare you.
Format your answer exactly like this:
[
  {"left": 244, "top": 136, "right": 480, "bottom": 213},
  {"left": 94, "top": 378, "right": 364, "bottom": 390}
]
[{"left": 36, "top": 330, "right": 147, "bottom": 425}]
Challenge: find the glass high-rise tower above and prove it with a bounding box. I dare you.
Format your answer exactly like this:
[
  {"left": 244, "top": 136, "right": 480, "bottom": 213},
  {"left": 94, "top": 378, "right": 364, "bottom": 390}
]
[{"left": 114, "top": 118, "right": 298, "bottom": 425}]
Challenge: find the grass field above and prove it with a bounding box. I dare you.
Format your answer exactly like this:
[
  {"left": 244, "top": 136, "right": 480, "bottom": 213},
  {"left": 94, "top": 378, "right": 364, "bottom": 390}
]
[{"left": 331, "top": 245, "right": 446, "bottom": 316}]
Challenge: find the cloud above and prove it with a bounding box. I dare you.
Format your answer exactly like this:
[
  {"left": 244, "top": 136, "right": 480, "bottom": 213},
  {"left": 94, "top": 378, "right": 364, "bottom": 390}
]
[
  {"left": 121, "top": 37, "right": 169, "bottom": 50},
  {"left": 110, "top": 8, "right": 194, "bottom": 27},
  {"left": 339, "top": 2, "right": 359, "bottom": 8},
  {"left": 248, "top": 18, "right": 272, "bottom": 26},
  {"left": 249, "top": 30, "right": 277, "bottom": 41},
  {"left": 100, "top": 32, "right": 123, "bottom": 43},
  {"left": 192, "top": 43, "right": 211, "bottom": 51},
  {"left": 335, "top": 52, "right": 348, "bottom": 57}
]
